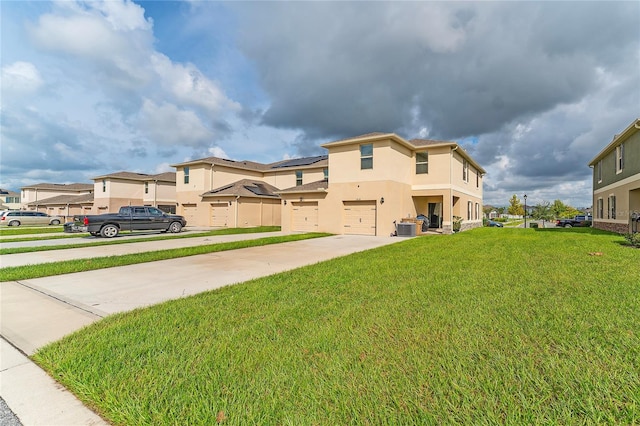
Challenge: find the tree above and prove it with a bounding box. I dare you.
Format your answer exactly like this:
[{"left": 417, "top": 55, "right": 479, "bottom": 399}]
[
  {"left": 531, "top": 201, "right": 553, "bottom": 227},
  {"left": 551, "top": 199, "right": 581, "bottom": 219},
  {"left": 507, "top": 194, "right": 524, "bottom": 216}
]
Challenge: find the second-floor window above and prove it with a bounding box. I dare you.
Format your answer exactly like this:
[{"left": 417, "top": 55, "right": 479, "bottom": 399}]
[
  {"left": 616, "top": 144, "right": 624, "bottom": 174},
  {"left": 360, "top": 144, "right": 373, "bottom": 170},
  {"left": 102, "top": 180, "right": 106, "bottom": 193},
  {"left": 144, "top": 182, "right": 149, "bottom": 194},
  {"left": 463, "top": 159, "right": 469, "bottom": 182},
  {"left": 323, "top": 168, "right": 328, "bottom": 180},
  {"left": 184, "top": 167, "right": 190, "bottom": 184},
  {"left": 597, "top": 160, "right": 602, "bottom": 183},
  {"left": 416, "top": 152, "right": 428, "bottom": 174},
  {"left": 296, "top": 170, "right": 303, "bottom": 186}
]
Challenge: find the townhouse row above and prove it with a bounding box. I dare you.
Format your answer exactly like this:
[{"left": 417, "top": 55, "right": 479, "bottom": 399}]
[{"left": 13, "top": 133, "right": 485, "bottom": 236}]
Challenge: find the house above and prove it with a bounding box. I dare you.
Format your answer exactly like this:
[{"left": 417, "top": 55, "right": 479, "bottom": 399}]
[
  {"left": 589, "top": 118, "right": 640, "bottom": 234},
  {"left": 0, "top": 189, "right": 21, "bottom": 210},
  {"left": 278, "top": 133, "right": 485, "bottom": 235},
  {"left": 20, "top": 183, "right": 93, "bottom": 216},
  {"left": 25, "top": 192, "right": 95, "bottom": 221},
  {"left": 171, "top": 156, "right": 327, "bottom": 227},
  {"left": 92, "top": 171, "right": 177, "bottom": 213}
]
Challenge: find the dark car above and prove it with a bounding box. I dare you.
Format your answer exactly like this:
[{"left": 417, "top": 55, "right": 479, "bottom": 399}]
[{"left": 487, "top": 220, "right": 503, "bottom": 227}]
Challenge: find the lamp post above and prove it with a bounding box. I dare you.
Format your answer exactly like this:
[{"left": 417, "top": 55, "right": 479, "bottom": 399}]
[{"left": 523, "top": 194, "right": 527, "bottom": 228}]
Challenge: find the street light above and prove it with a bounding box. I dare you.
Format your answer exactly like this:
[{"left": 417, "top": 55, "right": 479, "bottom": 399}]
[{"left": 524, "top": 194, "right": 527, "bottom": 228}]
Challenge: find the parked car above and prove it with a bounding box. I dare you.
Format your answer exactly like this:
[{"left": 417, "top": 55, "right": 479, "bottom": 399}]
[
  {"left": 556, "top": 215, "right": 592, "bottom": 228},
  {"left": 487, "top": 220, "right": 503, "bottom": 227},
  {"left": 0, "top": 211, "right": 62, "bottom": 226}
]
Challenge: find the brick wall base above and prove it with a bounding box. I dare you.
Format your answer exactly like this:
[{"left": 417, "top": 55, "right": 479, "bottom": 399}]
[{"left": 594, "top": 222, "right": 630, "bottom": 234}]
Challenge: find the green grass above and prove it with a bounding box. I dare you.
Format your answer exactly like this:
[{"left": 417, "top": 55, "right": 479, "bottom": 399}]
[
  {"left": 0, "top": 232, "right": 327, "bottom": 281},
  {"left": 0, "top": 226, "right": 281, "bottom": 254},
  {"left": 33, "top": 228, "right": 640, "bottom": 424},
  {"left": 0, "top": 226, "right": 65, "bottom": 238}
]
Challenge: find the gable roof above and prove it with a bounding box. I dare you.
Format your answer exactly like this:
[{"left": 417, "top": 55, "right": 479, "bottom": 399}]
[
  {"left": 20, "top": 183, "right": 94, "bottom": 192},
  {"left": 276, "top": 179, "right": 329, "bottom": 194},
  {"left": 201, "top": 179, "right": 281, "bottom": 199},
  {"left": 26, "top": 192, "right": 94, "bottom": 206},
  {"left": 171, "top": 155, "right": 328, "bottom": 173},
  {"left": 589, "top": 118, "right": 640, "bottom": 166},
  {"left": 92, "top": 171, "right": 176, "bottom": 183}
]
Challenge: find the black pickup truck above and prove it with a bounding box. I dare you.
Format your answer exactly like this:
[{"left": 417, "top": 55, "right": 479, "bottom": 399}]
[
  {"left": 64, "top": 206, "right": 187, "bottom": 238},
  {"left": 555, "top": 215, "right": 592, "bottom": 228}
]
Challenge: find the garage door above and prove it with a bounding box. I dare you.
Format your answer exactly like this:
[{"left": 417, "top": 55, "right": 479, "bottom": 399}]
[
  {"left": 343, "top": 201, "right": 376, "bottom": 236},
  {"left": 210, "top": 202, "right": 229, "bottom": 227},
  {"left": 292, "top": 202, "right": 318, "bottom": 232},
  {"left": 182, "top": 204, "right": 197, "bottom": 226}
]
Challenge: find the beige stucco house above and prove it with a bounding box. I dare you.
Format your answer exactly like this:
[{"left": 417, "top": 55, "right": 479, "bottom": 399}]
[
  {"left": 171, "top": 156, "right": 328, "bottom": 227},
  {"left": 0, "top": 189, "right": 21, "bottom": 210},
  {"left": 21, "top": 183, "right": 94, "bottom": 220},
  {"left": 278, "top": 133, "right": 485, "bottom": 235},
  {"left": 589, "top": 118, "right": 640, "bottom": 234},
  {"left": 92, "top": 171, "right": 177, "bottom": 213}
]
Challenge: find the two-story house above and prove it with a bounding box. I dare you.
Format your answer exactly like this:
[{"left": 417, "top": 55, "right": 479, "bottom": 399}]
[
  {"left": 21, "top": 183, "right": 94, "bottom": 220},
  {"left": 589, "top": 118, "right": 640, "bottom": 234},
  {"left": 171, "top": 156, "right": 328, "bottom": 227},
  {"left": 0, "top": 189, "right": 21, "bottom": 210},
  {"left": 278, "top": 133, "right": 485, "bottom": 235},
  {"left": 92, "top": 171, "right": 177, "bottom": 213}
]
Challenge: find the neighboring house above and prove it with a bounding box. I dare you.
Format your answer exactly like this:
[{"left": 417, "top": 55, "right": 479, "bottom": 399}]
[
  {"left": 0, "top": 188, "right": 21, "bottom": 210},
  {"left": 92, "top": 171, "right": 177, "bottom": 213},
  {"left": 589, "top": 118, "right": 640, "bottom": 234},
  {"left": 278, "top": 133, "right": 485, "bottom": 235},
  {"left": 171, "top": 156, "right": 327, "bottom": 227},
  {"left": 20, "top": 183, "right": 94, "bottom": 212},
  {"left": 26, "top": 192, "right": 94, "bottom": 222}
]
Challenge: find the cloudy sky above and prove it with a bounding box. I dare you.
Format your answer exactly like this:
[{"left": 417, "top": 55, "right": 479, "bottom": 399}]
[{"left": 1, "top": 1, "right": 638, "bottom": 207}]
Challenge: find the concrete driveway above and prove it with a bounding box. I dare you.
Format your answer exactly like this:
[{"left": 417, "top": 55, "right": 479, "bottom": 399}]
[{"left": 0, "top": 233, "right": 404, "bottom": 425}]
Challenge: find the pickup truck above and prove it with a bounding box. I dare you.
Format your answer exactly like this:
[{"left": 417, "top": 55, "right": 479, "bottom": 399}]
[
  {"left": 555, "top": 215, "right": 592, "bottom": 228},
  {"left": 64, "top": 206, "right": 187, "bottom": 238}
]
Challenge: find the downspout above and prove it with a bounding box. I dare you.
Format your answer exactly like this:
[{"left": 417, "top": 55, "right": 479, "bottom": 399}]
[
  {"left": 154, "top": 180, "right": 158, "bottom": 207},
  {"left": 450, "top": 145, "right": 459, "bottom": 232},
  {"left": 235, "top": 195, "right": 240, "bottom": 227}
]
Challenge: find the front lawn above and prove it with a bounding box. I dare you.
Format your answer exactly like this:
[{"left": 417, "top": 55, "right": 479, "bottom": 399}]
[{"left": 33, "top": 228, "right": 640, "bottom": 424}]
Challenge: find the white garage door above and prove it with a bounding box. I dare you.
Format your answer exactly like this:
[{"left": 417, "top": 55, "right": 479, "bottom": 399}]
[
  {"left": 210, "top": 202, "right": 229, "bottom": 227},
  {"left": 343, "top": 201, "right": 376, "bottom": 236},
  {"left": 292, "top": 202, "right": 318, "bottom": 232}
]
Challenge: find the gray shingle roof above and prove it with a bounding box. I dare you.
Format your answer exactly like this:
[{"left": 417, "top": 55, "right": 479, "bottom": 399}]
[
  {"left": 277, "top": 179, "right": 329, "bottom": 194},
  {"left": 26, "top": 192, "right": 94, "bottom": 206},
  {"left": 21, "top": 183, "right": 93, "bottom": 191},
  {"left": 93, "top": 171, "right": 176, "bottom": 182},
  {"left": 201, "top": 179, "right": 281, "bottom": 198}
]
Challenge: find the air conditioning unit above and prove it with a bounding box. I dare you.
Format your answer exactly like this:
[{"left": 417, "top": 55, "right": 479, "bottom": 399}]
[{"left": 397, "top": 222, "right": 416, "bottom": 237}]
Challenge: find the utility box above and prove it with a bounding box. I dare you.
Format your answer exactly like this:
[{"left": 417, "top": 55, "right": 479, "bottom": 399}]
[{"left": 397, "top": 222, "right": 416, "bottom": 237}]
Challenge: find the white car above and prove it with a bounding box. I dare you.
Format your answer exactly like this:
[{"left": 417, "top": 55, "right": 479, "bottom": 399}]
[{"left": 0, "top": 211, "right": 62, "bottom": 226}]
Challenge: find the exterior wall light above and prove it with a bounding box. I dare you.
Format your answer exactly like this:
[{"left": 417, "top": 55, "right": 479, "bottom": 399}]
[{"left": 380, "top": 197, "right": 384, "bottom": 204}]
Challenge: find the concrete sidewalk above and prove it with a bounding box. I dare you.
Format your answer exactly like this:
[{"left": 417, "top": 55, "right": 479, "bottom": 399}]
[{"left": 1, "top": 234, "right": 404, "bottom": 425}]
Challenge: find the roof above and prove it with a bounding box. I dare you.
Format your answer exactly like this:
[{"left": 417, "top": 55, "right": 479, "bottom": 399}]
[
  {"left": 171, "top": 155, "right": 328, "bottom": 172},
  {"left": 201, "top": 179, "right": 281, "bottom": 199},
  {"left": 26, "top": 192, "right": 95, "bottom": 206},
  {"left": 321, "top": 133, "right": 486, "bottom": 174},
  {"left": 276, "top": 179, "right": 329, "bottom": 195},
  {"left": 92, "top": 171, "right": 176, "bottom": 183},
  {"left": 20, "top": 183, "right": 94, "bottom": 191},
  {"left": 0, "top": 188, "right": 19, "bottom": 196},
  {"left": 588, "top": 118, "right": 640, "bottom": 166}
]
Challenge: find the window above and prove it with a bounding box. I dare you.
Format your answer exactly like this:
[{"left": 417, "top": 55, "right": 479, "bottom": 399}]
[
  {"left": 476, "top": 172, "right": 479, "bottom": 188},
  {"left": 467, "top": 201, "right": 472, "bottom": 220},
  {"left": 416, "top": 152, "right": 428, "bottom": 174},
  {"left": 148, "top": 207, "right": 163, "bottom": 216},
  {"left": 475, "top": 203, "right": 480, "bottom": 220},
  {"left": 360, "top": 144, "right": 373, "bottom": 170},
  {"left": 295, "top": 170, "right": 303, "bottom": 186},
  {"left": 616, "top": 144, "right": 624, "bottom": 173},
  {"left": 463, "top": 159, "right": 469, "bottom": 182},
  {"left": 144, "top": 182, "right": 149, "bottom": 194},
  {"left": 102, "top": 179, "right": 106, "bottom": 193},
  {"left": 597, "top": 160, "right": 602, "bottom": 183},
  {"left": 608, "top": 195, "right": 616, "bottom": 219},
  {"left": 323, "top": 168, "right": 328, "bottom": 180},
  {"left": 184, "top": 166, "right": 190, "bottom": 184},
  {"left": 597, "top": 198, "right": 603, "bottom": 219}
]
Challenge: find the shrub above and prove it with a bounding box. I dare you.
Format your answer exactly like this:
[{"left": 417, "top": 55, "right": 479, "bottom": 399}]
[{"left": 623, "top": 233, "right": 640, "bottom": 248}]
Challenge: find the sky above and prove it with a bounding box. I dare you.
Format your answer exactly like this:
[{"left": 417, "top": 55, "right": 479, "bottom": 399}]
[{"left": 1, "top": 1, "right": 638, "bottom": 208}]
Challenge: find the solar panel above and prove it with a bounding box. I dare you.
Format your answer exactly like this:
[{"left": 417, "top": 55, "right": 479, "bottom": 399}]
[
  {"left": 244, "top": 183, "right": 276, "bottom": 196},
  {"left": 271, "top": 155, "right": 327, "bottom": 169}
]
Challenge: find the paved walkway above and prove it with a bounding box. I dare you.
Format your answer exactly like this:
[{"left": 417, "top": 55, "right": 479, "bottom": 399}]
[{"left": 0, "top": 234, "right": 404, "bottom": 425}]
